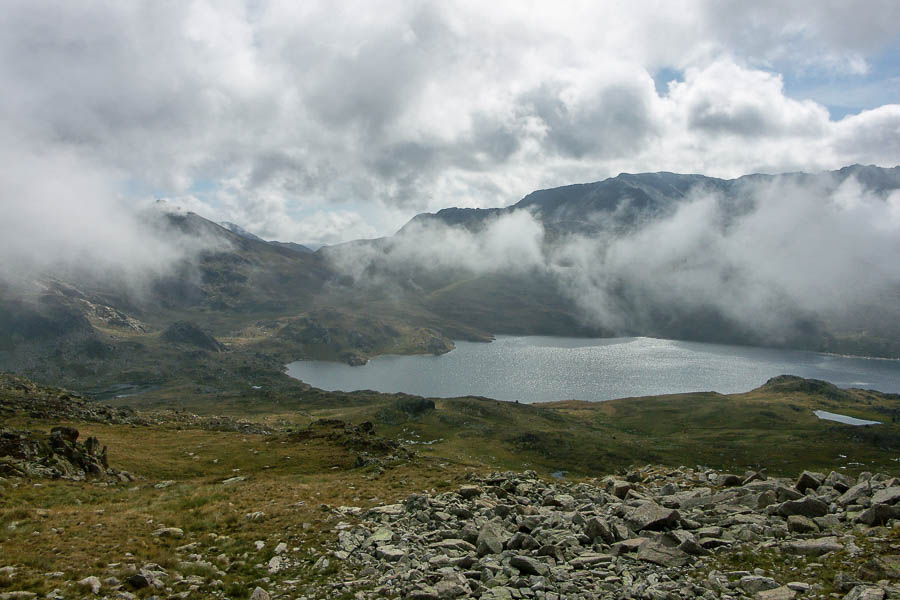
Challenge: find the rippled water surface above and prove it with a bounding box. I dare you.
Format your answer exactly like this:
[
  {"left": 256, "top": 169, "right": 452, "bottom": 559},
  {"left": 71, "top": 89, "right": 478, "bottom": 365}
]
[{"left": 286, "top": 336, "right": 900, "bottom": 403}]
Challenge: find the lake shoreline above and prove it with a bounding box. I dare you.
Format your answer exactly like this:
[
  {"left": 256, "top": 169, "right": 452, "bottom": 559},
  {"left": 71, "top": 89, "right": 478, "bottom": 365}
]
[{"left": 286, "top": 335, "right": 900, "bottom": 404}]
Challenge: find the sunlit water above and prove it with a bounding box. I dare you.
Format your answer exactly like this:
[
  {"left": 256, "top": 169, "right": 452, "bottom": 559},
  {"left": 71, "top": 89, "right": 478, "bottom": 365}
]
[
  {"left": 814, "top": 410, "right": 882, "bottom": 426},
  {"left": 285, "top": 336, "right": 900, "bottom": 403}
]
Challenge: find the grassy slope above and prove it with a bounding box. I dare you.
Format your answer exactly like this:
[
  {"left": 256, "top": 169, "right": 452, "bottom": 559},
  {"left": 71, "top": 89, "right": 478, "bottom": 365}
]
[
  {"left": 3, "top": 374, "right": 900, "bottom": 596},
  {"left": 113, "top": 375, "right": 900, "bottom": 478},
  {"left": 0, "top": 416, "right": 471, "bottom": 598}
]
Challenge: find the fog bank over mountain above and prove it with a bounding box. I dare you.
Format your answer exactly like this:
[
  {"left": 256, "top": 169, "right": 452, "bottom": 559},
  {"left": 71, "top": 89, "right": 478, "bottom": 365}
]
[
  {"left": 0, "top": 144, "right": 227, "bottom": 297},
  {"left": 325, "top": 166, "right": 900, "bottom": 348}
]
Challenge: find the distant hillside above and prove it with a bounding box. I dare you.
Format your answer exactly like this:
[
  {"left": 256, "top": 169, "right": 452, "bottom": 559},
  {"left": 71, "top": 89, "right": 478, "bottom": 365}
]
[
  {"left": 3, "top": 165, "right": 900, "bottom": 396},
  {"left": 221, "top": 221, "right": 314, "bottom": 254},
  {"left": 328, "top": 164, "right": 900, "bottom": 358},
  {"left": 407, "top": 164, "right": 900, "bottom": 237}
]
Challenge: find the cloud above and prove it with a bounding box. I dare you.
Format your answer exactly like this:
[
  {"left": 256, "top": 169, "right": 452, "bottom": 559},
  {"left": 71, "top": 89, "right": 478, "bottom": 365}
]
[
  {"left": 0, "top": 140, "right": 224, "bottom": 294},
  {"left": 323, "top": 209, "right": 545, "bottom": 287},
  {"left": 550, "top": 173, "right": 900, "bottom": 341},
  {"left": 669, "top": 62, "right": 830, "bottom": 137},
  {"left": 0, "top": 0, "right": 898, "bottom": 257},
  {"left": 324, "top": 170, "right": 900, "bottom": 346}
]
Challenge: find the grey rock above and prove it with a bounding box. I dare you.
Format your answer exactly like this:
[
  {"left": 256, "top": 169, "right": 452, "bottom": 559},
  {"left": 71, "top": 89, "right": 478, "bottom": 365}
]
[
  {"left": 782, "top": 536, "right": 843, "bottom": 556},
  {"left": 740, "top": 576, "right": 780, "bottom": 594},
  {"left": 855, "top": 503, "right": 900, "bottom": 526},
  {"left": 609, "top": 479, "right": 634, "bottom": 499},
  {"left": 612, "top": 537, "right": 649, "bottom": 555},
  {"left": 78, "top": 576, "right": 102, "bottom": 595},
  {"left": 625, "top": 502, "right": 680, "bottom": 531},
  {"left": 825, "top": 471, "right": 853, "bottom": 492},
  {"left": 776, "top": 496, "right": 828, "bottom": 518},
  {"left": 871, "top": 487, "right": 900, "bottom": 505},
  {"left": 431, "top": 539, "right": 477, "bottom": 552},
  {"left": 570, "top": 552, "right": 614, "bottom": 569},
  {"left": 636, "top": 540, "right": 692, "bottom": 567},
  {"left": 506, "top": 532, "right": 538, "bottom": 550},
  {"left": 249, "top": 587, "right": 270, "bottom": 600},
  {"left": 509, "top": 555, "right": 550, "bottom": 576},
  {"left": 775, "top": 485, "right": 805, "bottom": 502},
  {"left": 480, "top": 588, "right": 514, "bottom": 600},
  {"left": 757, "top": 490, "right": 778, "bottom": 509},
  {"left": 458, "top": 485, "right": 482, "bottom": 499},
  {"left": 267, "top": 555, "right": 281, "bottom": 574},
  {"left": 757, "top": 586, "right": 798, "bottom": 600},
  {"left": 584, "top": 516, "right": 616, "bottom": 543},
  {"left": 367, "top": 503, "right": 404, "bottom": 516},
  {"left": 376, "top": 545, "right": 406, "bottom": 562},
  {"left": 787, "top": 515, "right": 819, "bottom": 533},
  {"left": 796, "top": 471, "right": 825, "bottom": 493},
  {"left": 476, "top": 522, "right": 506, "bottom": 556},
  {"left": 814, "top": 514, "right": 841, "bottom": 530},
  {"left": 838, "top": 483, "right": 872, "bottom": 507},
  {"left": 843, "top": 586, "right": 885, "bottom": 600},
  {"left": 151, "top": 527, "right": 184, "bottom": 538}
]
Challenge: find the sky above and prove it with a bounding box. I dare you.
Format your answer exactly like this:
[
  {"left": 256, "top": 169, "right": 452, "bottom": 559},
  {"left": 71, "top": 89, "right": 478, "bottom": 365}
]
[{"left": 1, "top": 1, "right": 899, "bottom": 249}]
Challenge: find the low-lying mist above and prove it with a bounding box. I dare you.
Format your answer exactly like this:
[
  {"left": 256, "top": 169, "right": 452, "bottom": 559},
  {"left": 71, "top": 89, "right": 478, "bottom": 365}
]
[
  {"left": 324, "top": 172, "right": 900, "bottom": 346},
  {"left": 0, "top": 145, "right": 227, "bottom": 300}
]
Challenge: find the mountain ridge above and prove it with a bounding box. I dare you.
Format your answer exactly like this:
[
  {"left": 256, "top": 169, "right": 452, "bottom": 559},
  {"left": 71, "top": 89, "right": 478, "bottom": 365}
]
[{"left": 3, "top": 164, "right": 900, "bottom": 396}]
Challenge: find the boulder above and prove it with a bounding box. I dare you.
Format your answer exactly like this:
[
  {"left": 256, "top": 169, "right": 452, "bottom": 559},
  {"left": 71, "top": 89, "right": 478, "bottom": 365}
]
[
  {"left": 151, "top": 527, "right": 184, "bottom": 538},
  {"left": 457, "top": 485, "right": 482, "bottom": 499},
  {"left": 795, "top": 471, "right": 825, "bottom": 493},
  {"left": 757, "top": 586, "right": 798, "bottom": 600},
  {"left": 787, "top": 515, "right": 819, "bottom": 534},
  {"left": 49, "top": 426, "right": 78, "bottom": 443},
  {"left": 855, "top": 503, "right": 900, "bottom": 526},
  {"left": 740, "top": 576, "right": 780, "bottom": 594},
  {"left": 584, "top": 516, "right": 616, "bottom": 543},
  {"left": 509, "top": 555, "right": 549, "bottom": 576},
  {"left": 376, "top": 546, "right": 405, "bottom": 562},
  {"left": 77, "top": 577, "right": 101, "bottom": 595},
  {"left": 570, "top": 553, "right": 614, "bottom": 569},
  {"left": 843, "top": 586, "right": 885, "bottom": 600},
  {"left": 476, "top": 522, "right": 506, "bottom": 556},
  {"left": 609, "top": 479, "right": 633, "bottom": 499},
  {"left": 636, "top": 540, "right": 692, "bottom": 567},
  {"left": 776, "top": 496, "right": 828, "bottom": 518},
  {"left": 249, "top": 588, "right": 270, "bottom": 600},
  {"left": 625, "top": 502, "right": 680, "bottom": 531},
  {"left": 871, "top": 487, "right": 900, "bottom": 505},
  {"left": 783, "top": 536, "right": 843, "bottom": 556},
  {"left": 825, "top": 471, "right": 853, "bottom": 492},
  {"left": 612, "top": 538, "right": 649, "bottom": 555},
  {"left": 838, "top": 483, "right": 872, "bottom": 507}
]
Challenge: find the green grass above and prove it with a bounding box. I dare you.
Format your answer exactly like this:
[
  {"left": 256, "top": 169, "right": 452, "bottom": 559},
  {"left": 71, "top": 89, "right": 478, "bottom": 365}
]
[{"left": 3, "top": 373, "right": 900, "bottom": 595}]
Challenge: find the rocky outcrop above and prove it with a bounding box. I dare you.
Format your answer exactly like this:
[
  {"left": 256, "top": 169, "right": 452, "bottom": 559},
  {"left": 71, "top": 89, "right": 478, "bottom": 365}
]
[
  {"left": 290, "top": 419, "right": 416, "bottom": 472},
  {"left": 323, "top": 466, "right": 900, "bottom": 600},
  {"left": 0, "top": 426, "right": 132, "bottom": 482},
  {"left": 0, "top": 373, "right": 145, "bottom": 425},
  {"left": 0, "top": 373, "right": 269, "bottom": 434}
]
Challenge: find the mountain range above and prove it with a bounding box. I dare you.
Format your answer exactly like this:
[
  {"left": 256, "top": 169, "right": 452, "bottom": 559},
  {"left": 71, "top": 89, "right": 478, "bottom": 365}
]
[{"left": 2, "top": 165, "right": 899, "bottom": 397}]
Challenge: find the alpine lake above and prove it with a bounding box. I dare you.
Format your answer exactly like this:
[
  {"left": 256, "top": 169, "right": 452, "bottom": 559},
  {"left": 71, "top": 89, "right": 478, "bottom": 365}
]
[{"left": 287, "top": 335, "right": 900, "bottom": 404}]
